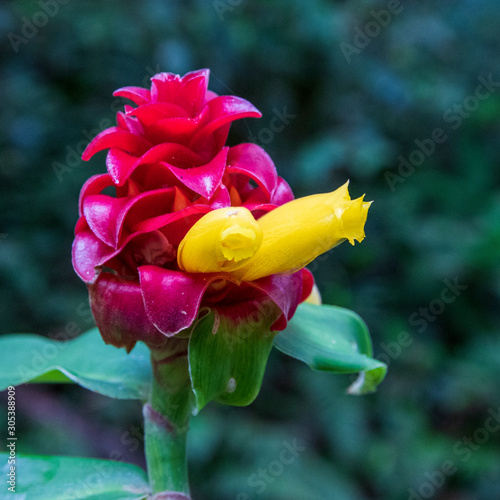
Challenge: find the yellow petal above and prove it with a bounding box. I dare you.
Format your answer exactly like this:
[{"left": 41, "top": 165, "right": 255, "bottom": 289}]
[
  {"left": 233, "top": 182, "right": 371, "bottom": 282},
  {"left": 177, "top": 207, "right": 263, "bottom": 274}
]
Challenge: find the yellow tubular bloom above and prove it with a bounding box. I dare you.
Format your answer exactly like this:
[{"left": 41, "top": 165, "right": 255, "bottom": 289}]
[
  {"left": 177, "top": 182, "right": 371, "bottom": 282},
  {"left": 233, "top": 182, "right": 371, "bottom": 282},
  {"left": 177, "top": 207, "right": 263, "bottom": 274}
]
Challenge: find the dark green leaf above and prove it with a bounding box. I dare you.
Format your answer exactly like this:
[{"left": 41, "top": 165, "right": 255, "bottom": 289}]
[
  {"left": 1, "top": 453, "right": 149, "bottom": 499},
  {"left": 0, "top": 329, "right": 152, "bottom": 400},
  {"left": 274, "top": 303, "right": 386, "bottom": 394}
]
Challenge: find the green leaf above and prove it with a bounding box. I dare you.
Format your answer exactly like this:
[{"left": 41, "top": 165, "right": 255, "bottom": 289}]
[
  {"left": 1, "top": 453, "right": 149, "bottom": 499},
  {"left": 274, "top": 303, "right": 386, "bottom": 394},
  {"left": 0, "top": 329, "right": 152, "bottom": 400},
  {"left": 188, "top": 303, "right": 278, "bottom": 411}
]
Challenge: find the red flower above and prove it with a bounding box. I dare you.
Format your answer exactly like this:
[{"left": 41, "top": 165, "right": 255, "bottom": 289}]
[{"left": 73, "top": 69, "right": 313, "bottom": 351}]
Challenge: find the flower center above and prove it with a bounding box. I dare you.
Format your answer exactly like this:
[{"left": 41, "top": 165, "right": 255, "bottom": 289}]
[
  {"left": 176, "top": 206, "right": 263, "bottom": 275},
  {"left": 220, "top": 226, "right": 259, "bottom": 263}
]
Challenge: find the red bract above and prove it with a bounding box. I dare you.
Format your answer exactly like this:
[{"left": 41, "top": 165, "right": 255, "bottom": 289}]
[{"left": 73, "top": 69, "right": 313, "bottom": 351}]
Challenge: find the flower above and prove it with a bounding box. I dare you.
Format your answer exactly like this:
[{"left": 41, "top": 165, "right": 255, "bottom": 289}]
[
  {"left": 72, "top": 69, "right": 370, "bottom": 352},
  {"left": 177, "top": 182, "right": 370, "bottom": 282}
]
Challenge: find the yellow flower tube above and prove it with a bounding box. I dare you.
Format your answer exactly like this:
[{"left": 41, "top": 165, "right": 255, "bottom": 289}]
[
  {"left": 233, "top": 182, "right": 371, "bottom": 282},
  {"left": 177, "top": 182, "right": 371, "bottom": 282}
]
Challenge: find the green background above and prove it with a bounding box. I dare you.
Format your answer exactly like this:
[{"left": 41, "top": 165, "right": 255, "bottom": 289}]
[{"left": 1, "top": 0, "right": 499, "bottom": 499}]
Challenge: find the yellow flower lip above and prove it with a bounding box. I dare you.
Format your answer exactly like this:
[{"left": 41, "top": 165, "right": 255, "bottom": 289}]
[
  {"left": 177, "top": 182, "right": 371, "bottom": 282},
  {"left": 337, "top": 195, "right": 372, "bottom": 245}
]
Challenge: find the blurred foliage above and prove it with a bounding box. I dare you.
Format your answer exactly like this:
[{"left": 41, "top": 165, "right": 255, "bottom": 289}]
[{"left": 1, "top": 0, "right": 500, "bottom": 499}]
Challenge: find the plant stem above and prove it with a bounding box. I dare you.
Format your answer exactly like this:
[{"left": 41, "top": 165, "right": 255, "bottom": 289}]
[{"left": 144, "top": 341, "right": 193, "bottom": 499}]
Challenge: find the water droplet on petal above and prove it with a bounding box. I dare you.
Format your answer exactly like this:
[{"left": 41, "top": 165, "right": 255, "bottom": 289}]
[{"left": 226, "top": 377, "right": 237, "bottom": 393}]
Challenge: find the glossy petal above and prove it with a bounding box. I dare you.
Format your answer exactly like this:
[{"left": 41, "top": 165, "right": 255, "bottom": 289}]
[
  {"left": 83, "top": 194, "right": 129, "bottom": 248},
  {"left": 78, "top": 174, "right": 115, "bottom": 216},
  {"left": 189, "top": 96, "right": 261, "bottom": 153},
  {"left": 82, "top": 127, "right": 153, "bottom": 160},
  {"left": 113, "top": 187, "right": 176, "bottom": 246},
  {"left": 150, "top": 69, "right": 210, "bottom": 114},
  {"left": 107, "top": 144, "right": 206, "bottom": 186},
  {"left": 72, "top": 228, "right": 113, "bottom": 283},
  {"left": 146, "top": 117, "right": 199, "bottom": 144},
  {"left": 89, "top": 273, "right": 166, "bottom": 351},
  {"left": 300, "top": 268, "right": 315, "bottom": 303},
  {"left": 270, "top": 176, "right": 295, "bottom": 205},
  {"left": 131, "top": 204, "right": 211, "bottom": 240},
  {"left": 241, "top": 187, "right": 270, "bottom": 207},
  {"left": 116, "top": 111, "right": 143, "bottom": 135},
  {"left": 113, "top": 86, "right": 152, "bottom": 106},
  {"left": 105, "top": 148, "right": 138, "bottom": 186},
  {"left": 150, "top": 72, "right": 182, "bottom": 103},
  {"left": 249, "top": 271, "right": 304, "bottom": 331},
  {"left": 74, "top": 215, "right": 88, "bottom": 235},
  {"left": 166, "top": 147, "right": 228, "bottom": 199},
  {"left": 129, "top": 102, "right": 190, "bottom": 126},
  {"left": 227, "top": 143, "right": 277, "bottom": 199},
  {"left": 139, "top": 266, "right": 215, "bottom": 336},
  {"left": 179, "top": 68, "right": 211, "bottom": 115},
  {"left": 206, "top": 185, "right": 232, "bottom": 209},
  {"left": 136, "top": 142, "right": 205, "bottom": 168}
]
